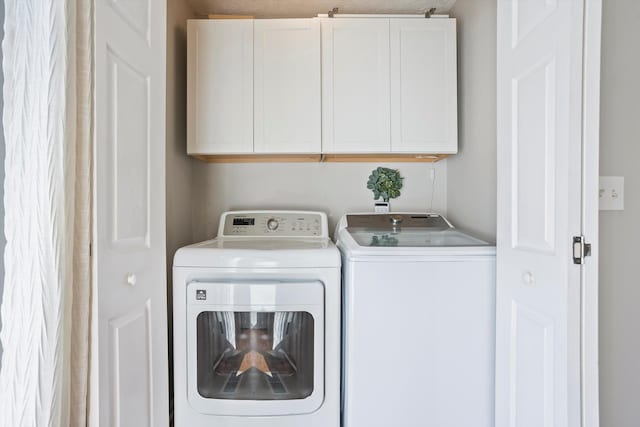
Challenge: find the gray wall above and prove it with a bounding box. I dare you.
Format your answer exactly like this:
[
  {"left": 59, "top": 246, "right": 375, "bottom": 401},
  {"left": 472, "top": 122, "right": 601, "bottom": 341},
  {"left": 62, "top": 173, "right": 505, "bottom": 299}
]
[
  {"left": 166, "top": 0, "right": 197, "bottom": 406},
  {"left": 0, "top": 0, "right": 5, "bottom": 368},
  {"left": 166, "top": 0, "right": 195, "bottom": 278},
  {"left": 446, "top": 0, "right": 497, "bottom": 243},
  {"left": 599, "top": 1, "right": 640, "bottom": 426},
  {"left": 191, "top": 161, "right": 448, "bottom": 241}
]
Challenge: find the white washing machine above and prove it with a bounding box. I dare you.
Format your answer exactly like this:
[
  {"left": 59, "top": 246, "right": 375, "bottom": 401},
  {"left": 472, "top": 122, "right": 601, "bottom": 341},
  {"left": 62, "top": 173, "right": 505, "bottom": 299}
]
[
  {"left": 336, "top": 213, "right": 496, "bottom": 427},
  {"left": 173, "top": 211, "right": 341, "bottom": 427}
]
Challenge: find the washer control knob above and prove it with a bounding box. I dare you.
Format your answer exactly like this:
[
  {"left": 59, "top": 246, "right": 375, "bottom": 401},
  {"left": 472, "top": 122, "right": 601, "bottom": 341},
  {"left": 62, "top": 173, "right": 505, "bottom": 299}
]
[
  {"left": 390, "top": 215, "right": 403, "bottom": 225},
  {"left": 267, "top": 218, "right": 279, "bottom": 231}
]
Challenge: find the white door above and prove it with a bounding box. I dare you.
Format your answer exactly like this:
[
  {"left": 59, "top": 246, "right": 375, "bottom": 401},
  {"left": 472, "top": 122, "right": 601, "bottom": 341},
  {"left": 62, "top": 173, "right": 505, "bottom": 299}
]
[
  {"left": 390, "top": 18, "right": 457, "bottom": 154},
  {"left": 254, "top": 19, "right": 321, "bottom": 153},
  {"left": 187, "top": 20, "right": 253, "bottom": 154},
  {"left": 496, "top": 1, "right": 589, "bottom": 426},
  {"left": 95, "top": 0, "right": 169, "bottom": 425},
  {"left": 321, "top": 19, "right": 390, "bottom": 153}
]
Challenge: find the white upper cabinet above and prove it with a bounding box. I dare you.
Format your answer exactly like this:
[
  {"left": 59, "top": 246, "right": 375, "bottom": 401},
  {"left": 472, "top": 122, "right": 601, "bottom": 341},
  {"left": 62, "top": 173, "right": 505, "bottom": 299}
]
[
  {"left": 187, "top": 20, "right": 253, "bottom": 154},
  {"left": 254, "top": 19, "right": 321, "bottom": 153},
  {"left": 321, "top": 19, "right": 391, "bottom": 153},
  {"left": 188, "top": 19, "right": 320, "bottom": 155},
  {"left": 188, "top": 17, "right": 458, "bottom": 158},
  {"left": 321, "top": 17, "right": 457, "bottom": 154},
  {"left": 390, "top": 19, "right": 457, "bottom": 153}
]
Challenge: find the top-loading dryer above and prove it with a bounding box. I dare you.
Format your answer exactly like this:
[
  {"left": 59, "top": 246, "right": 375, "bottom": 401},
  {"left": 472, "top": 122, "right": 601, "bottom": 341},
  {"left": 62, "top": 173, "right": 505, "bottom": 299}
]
[
  {"left": 336, "top": 213, "right": 496, "bottom": 427},
  {"left": 173, "top": 211, "right": 341, "bottom": 427}
]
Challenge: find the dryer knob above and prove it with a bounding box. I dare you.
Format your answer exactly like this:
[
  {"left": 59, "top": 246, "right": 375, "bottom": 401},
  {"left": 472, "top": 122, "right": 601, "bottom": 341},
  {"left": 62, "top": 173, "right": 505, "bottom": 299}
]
[{"left": 267, "top": 218, "right": 279, "bottom": 231}]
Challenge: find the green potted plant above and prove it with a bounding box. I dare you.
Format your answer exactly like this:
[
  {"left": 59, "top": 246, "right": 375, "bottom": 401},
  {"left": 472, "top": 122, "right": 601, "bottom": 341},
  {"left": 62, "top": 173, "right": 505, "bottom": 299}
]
[{"left": 367, "top": 167, "right": 403, "bottom": 211}]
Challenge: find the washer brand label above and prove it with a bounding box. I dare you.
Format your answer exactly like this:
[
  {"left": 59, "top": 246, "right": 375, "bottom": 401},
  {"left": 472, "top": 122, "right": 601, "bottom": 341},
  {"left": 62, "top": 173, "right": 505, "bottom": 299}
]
[{"left": 196, "top": 290, "right": 207, "bottom": 301}]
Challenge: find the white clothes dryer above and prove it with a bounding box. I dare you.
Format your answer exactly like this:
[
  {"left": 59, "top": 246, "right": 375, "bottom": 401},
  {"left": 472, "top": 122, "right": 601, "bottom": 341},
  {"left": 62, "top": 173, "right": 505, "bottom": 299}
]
[
  {"left": 173, "top": 211, "right": 341, "bottom": 427},
  {"left": 336, "top": 213, "right": 496, "bottom": 427}
]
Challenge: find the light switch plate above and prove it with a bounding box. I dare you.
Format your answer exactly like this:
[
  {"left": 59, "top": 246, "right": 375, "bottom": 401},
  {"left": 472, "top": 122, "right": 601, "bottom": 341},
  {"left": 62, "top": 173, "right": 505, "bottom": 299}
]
[{"left": 599, "top": 176, "right": 624, "bottom": 211}]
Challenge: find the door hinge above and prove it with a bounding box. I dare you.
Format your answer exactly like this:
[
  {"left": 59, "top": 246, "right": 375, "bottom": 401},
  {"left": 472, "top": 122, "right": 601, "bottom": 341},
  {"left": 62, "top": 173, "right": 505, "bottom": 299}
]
[{"left": 572, "top": 235, "right": 591, "bottom": 264}]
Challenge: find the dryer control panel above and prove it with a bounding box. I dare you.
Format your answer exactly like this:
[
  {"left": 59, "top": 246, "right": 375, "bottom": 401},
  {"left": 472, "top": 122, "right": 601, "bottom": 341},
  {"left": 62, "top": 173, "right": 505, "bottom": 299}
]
[{"left": 219, "top": 211, "right": 327, "bottom": 238}]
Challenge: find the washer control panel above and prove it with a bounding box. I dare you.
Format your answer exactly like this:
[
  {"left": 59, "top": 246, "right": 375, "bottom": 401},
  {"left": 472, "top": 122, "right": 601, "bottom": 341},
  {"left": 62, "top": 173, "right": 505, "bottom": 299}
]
[{"left": 220, "top": 211, "right": 326, "bottom": 237}]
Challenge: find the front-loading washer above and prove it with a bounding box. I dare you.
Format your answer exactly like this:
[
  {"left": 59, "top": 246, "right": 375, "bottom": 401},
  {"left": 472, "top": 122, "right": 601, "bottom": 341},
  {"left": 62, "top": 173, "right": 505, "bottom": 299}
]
[
  {"left": 173, "top": 211, "right": 341, "bottom": 427},
  {"left": 336, "top": 213, "right": 496, "bottom": 427}
]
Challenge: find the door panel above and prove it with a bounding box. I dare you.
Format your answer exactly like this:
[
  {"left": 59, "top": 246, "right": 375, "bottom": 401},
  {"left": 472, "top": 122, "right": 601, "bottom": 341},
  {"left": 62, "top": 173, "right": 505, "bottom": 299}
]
[
  {"left": 510, "top": 302, "right": 555, "bottom": 427},
  {"left": 110, "top": 301, "right": 153, "bottom": 426},
  {"left": 107, "top": 49, "right": 150, "bottom": 248},
  {"left": 496, "top": 0, "right": 584, "bottom": 426},
  {"left": 254, "top": 19, "right": 321, "bottom": 153},
  {"left": 512, "top": 0, "right": 558, "bottom": 47},
  {"left": 511, "top": 57, "right": 557, "bottom": 253},
  {"left": 95, "top": 0, "right": 168, "bottom": 425},
  {"left": 108, "top": 0, "right": 150, "bottom": 41}
]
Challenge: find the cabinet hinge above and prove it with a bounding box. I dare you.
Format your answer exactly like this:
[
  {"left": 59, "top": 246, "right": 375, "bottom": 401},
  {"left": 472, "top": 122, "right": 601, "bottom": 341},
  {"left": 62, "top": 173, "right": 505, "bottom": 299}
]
[{"left": 572, "top": 235, "right": 591, "bottom": 264}]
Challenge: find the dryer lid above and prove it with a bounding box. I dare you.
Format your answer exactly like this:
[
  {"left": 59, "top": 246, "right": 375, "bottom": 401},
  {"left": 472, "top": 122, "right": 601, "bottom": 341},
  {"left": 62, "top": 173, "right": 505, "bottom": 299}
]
[
  {"left": 174, "top": 210, "right": 341, "bottom": 268},
  {"left": 173, "top": 237, "right": 341, "bottom": 268}
]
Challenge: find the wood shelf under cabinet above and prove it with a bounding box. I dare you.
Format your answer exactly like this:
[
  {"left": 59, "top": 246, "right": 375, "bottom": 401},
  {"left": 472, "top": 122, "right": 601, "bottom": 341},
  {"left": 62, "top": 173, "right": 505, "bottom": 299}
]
[
  {"left": 322, "top": 153, "right": 449, "bottom": 163},
  {"left": 207, "top": 14, "right": 254, "bottom": 19},
  {"left": 191, "top": 153, "right": 449, "bottom": 163},
  {"left": 192, "top": 154, "right": 323, "bottom": 163}
]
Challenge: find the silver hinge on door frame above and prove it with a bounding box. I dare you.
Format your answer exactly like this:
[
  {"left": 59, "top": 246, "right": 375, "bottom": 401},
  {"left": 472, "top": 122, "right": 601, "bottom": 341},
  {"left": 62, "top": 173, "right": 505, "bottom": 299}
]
[{"left": 573, "top": 235, "right": 592, "bottom": 264}]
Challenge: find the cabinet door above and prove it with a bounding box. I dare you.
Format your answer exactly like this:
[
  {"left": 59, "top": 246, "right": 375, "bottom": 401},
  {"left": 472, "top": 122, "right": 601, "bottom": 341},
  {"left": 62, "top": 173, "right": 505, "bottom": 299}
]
[
  {"left": 390, "top": 19, "right": 457, "bottom": 153},
  {"left": 187, "top": 20, "right": 253, "bottom": 154},
  {"left": 321, "top": 19, "right": 391, "bottom": 153},
  {"left": 254, "top": 19, "right": 321, "bottom": 153}
]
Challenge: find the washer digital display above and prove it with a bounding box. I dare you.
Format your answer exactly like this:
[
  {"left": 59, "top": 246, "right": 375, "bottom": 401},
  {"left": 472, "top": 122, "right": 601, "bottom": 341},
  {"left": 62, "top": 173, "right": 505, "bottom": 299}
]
[{"left": 233, "top": 218, "right": 255, "bottom": 226}]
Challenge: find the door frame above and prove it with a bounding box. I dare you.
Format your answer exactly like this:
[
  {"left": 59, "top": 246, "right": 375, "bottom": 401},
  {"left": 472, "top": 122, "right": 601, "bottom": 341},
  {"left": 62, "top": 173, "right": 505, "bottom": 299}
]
[{"left": 581, "top": 0, "right": 602, "bottom": 426}]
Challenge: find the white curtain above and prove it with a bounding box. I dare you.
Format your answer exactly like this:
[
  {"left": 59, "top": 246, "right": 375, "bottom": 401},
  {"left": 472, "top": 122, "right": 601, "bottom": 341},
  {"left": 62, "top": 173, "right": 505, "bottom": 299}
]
[{"left": 0, "top": 0, "right": 92, "bottom": 425}]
